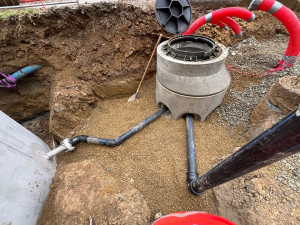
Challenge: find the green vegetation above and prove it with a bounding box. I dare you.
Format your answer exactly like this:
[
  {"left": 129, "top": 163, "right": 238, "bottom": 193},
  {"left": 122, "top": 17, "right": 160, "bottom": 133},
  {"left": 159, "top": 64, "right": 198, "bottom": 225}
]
[{"left": 0, "top": 8, "right": 43, "bottom": 20}]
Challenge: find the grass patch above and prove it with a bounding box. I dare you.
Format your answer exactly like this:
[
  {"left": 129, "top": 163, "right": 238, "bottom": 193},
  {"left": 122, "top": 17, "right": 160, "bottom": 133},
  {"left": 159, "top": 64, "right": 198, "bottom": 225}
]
[{"left": 0, "top": 8, "right": 43, "bottom": 20}]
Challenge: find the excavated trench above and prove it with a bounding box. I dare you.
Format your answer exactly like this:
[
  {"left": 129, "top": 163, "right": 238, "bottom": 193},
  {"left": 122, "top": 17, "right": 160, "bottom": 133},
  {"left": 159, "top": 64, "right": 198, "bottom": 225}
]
[{"left": 0, "top": 1, "right": 299, "bottom": 224}]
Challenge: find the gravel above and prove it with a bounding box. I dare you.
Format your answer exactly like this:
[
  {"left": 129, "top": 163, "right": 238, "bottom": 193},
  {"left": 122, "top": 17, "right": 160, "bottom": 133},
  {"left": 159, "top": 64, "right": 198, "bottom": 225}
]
[
  {"left": 276, "top": 153, "right": 300, "bottom": 194},
  {"left": 217, "top": 34, "right": 300, "bottom": 127},
  {"left": 216, "top": 34, "right": 300, "bottom": 216}
]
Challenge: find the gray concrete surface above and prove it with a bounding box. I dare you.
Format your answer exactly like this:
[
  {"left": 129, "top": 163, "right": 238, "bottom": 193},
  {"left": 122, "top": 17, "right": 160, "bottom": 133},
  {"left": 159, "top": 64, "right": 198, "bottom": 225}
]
[
  {"left": 156, "top": 40, "right": 230, "bottom": 121},
  {"left": 156, "top": 78, "right": 228, "bottom": 121},
  {"left": 156, "top": 41, "right": 230, "bottom": 96},
  {"left": 0, "top": 111, "right": 56, "bottom": 225}
]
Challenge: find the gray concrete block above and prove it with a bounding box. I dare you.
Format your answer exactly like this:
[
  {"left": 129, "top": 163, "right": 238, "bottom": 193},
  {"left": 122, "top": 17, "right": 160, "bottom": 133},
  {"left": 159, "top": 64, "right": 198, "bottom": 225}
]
[
  {"left": 0, "top": 111, "right": 56, "bottom": 225},
  {"left": 156, "top": 78, "right": 228, "bottom": 121}
]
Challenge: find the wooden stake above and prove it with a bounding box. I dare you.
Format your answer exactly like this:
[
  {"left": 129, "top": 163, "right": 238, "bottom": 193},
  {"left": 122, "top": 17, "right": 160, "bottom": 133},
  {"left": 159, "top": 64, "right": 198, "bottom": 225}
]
[{"left": 128, "top": 34, "right": 163, "bottom": 102}]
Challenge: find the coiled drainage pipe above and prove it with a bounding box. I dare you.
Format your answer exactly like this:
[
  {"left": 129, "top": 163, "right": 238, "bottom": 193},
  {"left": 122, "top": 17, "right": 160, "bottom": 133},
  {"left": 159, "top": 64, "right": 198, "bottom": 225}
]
[
  {"left": 249, "top": 0, "right": 300, "bottom": 68},
  {"left": 186, "top": 106, "right": 300, "bottom": 195},
  {"left": 183, "top": 7, "right": 255, "bottom": 35},
  {"left": 46, "top": 106, "right": 168, "bottom": 159},
  {"left": 0, "top": 65, "right": 42, "bottom": 88}
]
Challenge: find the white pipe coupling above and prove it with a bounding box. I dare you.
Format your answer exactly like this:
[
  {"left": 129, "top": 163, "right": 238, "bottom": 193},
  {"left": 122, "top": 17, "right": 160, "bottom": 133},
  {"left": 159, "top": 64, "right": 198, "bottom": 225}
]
[{"left": 45, "top": 138, "right": 75, "bottom": 159}]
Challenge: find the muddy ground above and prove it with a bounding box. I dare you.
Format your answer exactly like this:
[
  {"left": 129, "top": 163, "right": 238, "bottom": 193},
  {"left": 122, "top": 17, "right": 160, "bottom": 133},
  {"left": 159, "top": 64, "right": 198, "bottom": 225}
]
[{"left": 0, "top": 1, "right": 299, "bottom": 224}]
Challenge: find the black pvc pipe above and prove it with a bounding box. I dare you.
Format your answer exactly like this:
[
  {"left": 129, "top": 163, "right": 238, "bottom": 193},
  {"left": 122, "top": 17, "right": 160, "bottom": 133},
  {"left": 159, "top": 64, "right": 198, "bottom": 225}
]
[
  {"left": 185, "top": 114, "right": 199, "bottom": 194},
  {"left": 70, "top": 106, "right": 168, "bottom": 147},
  {"left": 192, "top": 108, "right": 300, "bottom": 194}
]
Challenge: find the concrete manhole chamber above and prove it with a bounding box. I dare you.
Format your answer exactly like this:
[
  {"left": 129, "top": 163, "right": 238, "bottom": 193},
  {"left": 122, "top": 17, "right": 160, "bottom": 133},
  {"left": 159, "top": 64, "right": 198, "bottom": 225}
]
[{"left": 156, "top": 35, "right": 231, "bottom": 121}]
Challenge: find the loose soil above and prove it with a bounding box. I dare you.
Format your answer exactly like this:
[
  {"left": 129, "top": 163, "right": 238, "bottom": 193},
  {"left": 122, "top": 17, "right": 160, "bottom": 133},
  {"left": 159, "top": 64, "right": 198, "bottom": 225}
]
[{"left": 41, "top": 75, "right": 242, "bottom": 222}]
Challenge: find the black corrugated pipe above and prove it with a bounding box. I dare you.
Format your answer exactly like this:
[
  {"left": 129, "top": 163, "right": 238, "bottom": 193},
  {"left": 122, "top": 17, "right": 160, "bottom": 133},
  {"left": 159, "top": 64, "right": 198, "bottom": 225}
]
[
  {"left": 46, "top": 106, "right": 168, "bottom": 159},
  {"left": 189, "top": 106, "right": 300, "bottom": 195},
  {"left": 185, "top": 114, "right": 200, "bottom": 195}
]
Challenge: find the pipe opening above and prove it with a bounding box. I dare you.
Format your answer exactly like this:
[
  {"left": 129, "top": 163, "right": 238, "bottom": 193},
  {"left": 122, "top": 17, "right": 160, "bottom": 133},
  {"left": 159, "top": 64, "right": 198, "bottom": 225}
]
[{"left": 162, "top": 35, "right": 221, "bottom": 61}]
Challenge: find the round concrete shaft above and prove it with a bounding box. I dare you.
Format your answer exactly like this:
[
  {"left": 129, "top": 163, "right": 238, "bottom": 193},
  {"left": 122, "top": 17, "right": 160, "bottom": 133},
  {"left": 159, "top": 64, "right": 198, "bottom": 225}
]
[{"left": 156, "top": 36, "right": 231, "bottom": 121}]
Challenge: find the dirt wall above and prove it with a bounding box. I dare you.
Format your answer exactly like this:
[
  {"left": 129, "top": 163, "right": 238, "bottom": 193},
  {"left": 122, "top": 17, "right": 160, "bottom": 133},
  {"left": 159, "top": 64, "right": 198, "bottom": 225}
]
[
  {"left": 0, "top": 2, "right": 291, "bottom": 139},
  {"left": 0, "top": 4, "right": 164, "bottom": 138}
]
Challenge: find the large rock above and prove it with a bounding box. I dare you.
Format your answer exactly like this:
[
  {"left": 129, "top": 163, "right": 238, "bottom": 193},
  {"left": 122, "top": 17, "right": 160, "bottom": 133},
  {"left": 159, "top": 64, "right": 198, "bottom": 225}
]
[
  {"left": 213, "top": 166, "right": 300, "bottom": 225},
  {"left": 213, "top": 75, "right": 300, "bottom": 225},
  {"left": 49, "top": 69, "right": 97, "bottom": 139},
  {"left": 38, "top": 160, "right": 151, "bottom": 225},
  {"left": 248, "top": 75, "right": 300, "bottom": 138}
]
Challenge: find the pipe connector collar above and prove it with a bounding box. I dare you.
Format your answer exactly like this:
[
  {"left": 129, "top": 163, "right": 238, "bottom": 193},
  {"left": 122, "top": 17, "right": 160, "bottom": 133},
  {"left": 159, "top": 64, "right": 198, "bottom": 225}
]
[
  {"left": 268, "top": 1, "right": 282, "bottom": 14},
  {"left": 106, "top": 139, "right": 118, "bottom": 146},
  {"left": 248, "top": 0, "right": 263, "bottom": 11},
  {"left": 247, "top": 13, "right": 256, "bottom": 22},
  {"left": 188, "top": 180, "right": 203, "bottom": 196},
  {"left": 279, "top": 55, "right": 298, "bottom": 68},
  {"left": 236, "top": 32, "right": 243, "bottom": 38},
  {"left": 62, "top": 138, "right": 76, "bottom": 152},
  {"left": 205, "top": 12, "right": 212, "bottom": 23}
]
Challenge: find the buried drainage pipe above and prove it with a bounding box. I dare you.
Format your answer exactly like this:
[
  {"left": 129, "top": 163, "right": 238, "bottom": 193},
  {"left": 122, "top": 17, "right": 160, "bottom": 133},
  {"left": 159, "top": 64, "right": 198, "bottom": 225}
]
[
  {"left": 185, "top": 114, "right": 199, "bottom": 195},
  {"left": 46, "top": 106, "right": 169, "bottom": 159},
  {"left": 183, "top": 7, "right": 255, "bottom": 35},
  {"left": 187, "top": 106, "right": 300, "bottom": 195},
  {"left": 249, "top": 0, "right": 300, "bottom": 68},
  {"left": 0, "top": 65, "right": 42, "bottom": 88}
]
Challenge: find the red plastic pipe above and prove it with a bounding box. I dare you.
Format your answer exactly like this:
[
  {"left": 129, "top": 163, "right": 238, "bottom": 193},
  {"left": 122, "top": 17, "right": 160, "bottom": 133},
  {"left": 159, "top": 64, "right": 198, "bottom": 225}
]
[
  {"left": 249, "top": 0, "right": 300, "bottom": 68},
  {"left": 192, "top": 16, "right": 242, "bottom": 37},
  {"left": 190, "top": 16, "right": 242, "bottom": 37},
  {"left": 213, "top": 17, "right": 243, "bottom": 37},
  {"left": 183, "top": 16, "right": 206, "bottom": 35},
  {"left": 150, "top": 212, "right": 236, "bottom": 225},
  {"left": 183, "top": 7, "right": 255, "bottom": 35},
  {"left": 212, "top": 21, "right": 229, "bottom": 30}
]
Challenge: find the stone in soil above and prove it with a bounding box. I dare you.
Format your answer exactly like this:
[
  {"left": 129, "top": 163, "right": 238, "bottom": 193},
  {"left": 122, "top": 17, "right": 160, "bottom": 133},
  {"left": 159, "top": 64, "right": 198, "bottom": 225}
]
[
  {"left": 213, "top": 75, "right": 300, "bottom": 225},
  {"left": 38, "top": 160, "right": 151, "bottom": 225}
]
